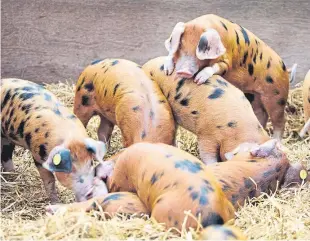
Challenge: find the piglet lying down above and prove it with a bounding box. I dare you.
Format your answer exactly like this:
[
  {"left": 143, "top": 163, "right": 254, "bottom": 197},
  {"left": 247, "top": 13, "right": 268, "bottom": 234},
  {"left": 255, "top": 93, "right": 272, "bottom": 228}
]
[{"left": 46, "top": 141, "right": 309, "bottom": 239}]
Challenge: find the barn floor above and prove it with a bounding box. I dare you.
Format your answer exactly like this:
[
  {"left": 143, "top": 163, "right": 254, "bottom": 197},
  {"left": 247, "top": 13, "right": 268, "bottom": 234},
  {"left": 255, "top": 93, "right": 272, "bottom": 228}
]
[{"left": 1, "top": 82, "right": 309, "bottom": 240}]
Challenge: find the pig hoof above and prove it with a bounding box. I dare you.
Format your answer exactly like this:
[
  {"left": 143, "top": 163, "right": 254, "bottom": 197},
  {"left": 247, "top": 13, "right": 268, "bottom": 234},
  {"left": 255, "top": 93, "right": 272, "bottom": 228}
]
[
  {"left": 194, "top": 67, "right": 214, "bottom": 85},
  {"left": 164, "top": 56, "right": 175, "bottom": 75}
]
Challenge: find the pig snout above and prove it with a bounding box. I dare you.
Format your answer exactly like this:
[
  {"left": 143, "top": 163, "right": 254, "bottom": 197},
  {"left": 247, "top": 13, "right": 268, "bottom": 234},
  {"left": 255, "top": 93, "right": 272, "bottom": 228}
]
[{"left": 175, "top": 55, "right": 199, "bottom": 78}]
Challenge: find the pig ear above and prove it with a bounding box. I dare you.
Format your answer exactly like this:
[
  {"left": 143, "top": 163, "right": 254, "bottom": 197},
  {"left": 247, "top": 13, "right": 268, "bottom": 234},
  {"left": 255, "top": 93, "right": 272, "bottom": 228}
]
[
  {"left": 43, "top": 146, "right": 72, "bottom": 173},
  {"left": 84, "top": 138, "right": 107, "bottom": 161},
  {"left": 250, "top": 139, "right": 278, "bottom": 158},
  {"left": 196, "top": 28, "right": 226, "bottom": 60},
  {"left": 165, "top": 22, "right": 185, "bottom": 54}
]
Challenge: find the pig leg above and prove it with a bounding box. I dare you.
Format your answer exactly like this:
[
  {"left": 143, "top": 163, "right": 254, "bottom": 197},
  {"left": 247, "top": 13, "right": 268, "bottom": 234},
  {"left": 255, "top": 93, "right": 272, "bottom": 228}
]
[
  {"left": 36, "top": 162, "right": 59, "bottom": 204},
  {"left": 1, "top": 137, "right": 15, "bottom": 172},
  {"left": 198, "top": 138, "right": 219, "bottom": 164},
  {"left": 46, "top": 192, "right": 148, "bottom": 216},
  {"left": 261, "top": 95, "right": 287, "bottom": 140},
  {"left": 97, "top": 115, "right": 114, "bottom": 148}
]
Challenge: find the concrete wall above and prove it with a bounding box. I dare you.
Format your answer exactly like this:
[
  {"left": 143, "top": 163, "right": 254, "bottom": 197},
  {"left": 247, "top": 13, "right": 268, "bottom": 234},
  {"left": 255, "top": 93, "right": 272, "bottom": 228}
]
[{"left": 1, "top": 0, "right": 309, "bottom": 84}]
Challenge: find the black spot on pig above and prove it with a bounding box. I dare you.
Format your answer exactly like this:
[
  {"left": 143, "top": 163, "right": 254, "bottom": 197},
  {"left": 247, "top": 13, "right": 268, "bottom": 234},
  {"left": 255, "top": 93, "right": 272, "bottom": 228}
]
[
  {"left": 174, "top": 92, "right": 182, "bottom": 100},
  {"left": 104, "top": 89, "right": 107, "bottom": 97},
  {"left": 150, "top": 173, "right": 160, "bottom": 185},
  {"left": 208, "top": 88, "right": 224, "bottom": 99},
  {"left": 45, "top": 132, "right": 49, "bottom": 138},
  {"left": 9, "top": 109, "right": 15, "bottom": 119},
  {"left": 260, "top": 52, "right": 263, "bottom": 60},
  {"left": 1, "top": 90, "right": 12, "bottom": 109},
  {"left": 281, "top": 61, "right": 286, "bottom": 71},
  {"left": 247, "top": 159, "right": 257, "bottom": 163},
  {"left": 216, "top": 79, "right": 228, "bottom": 87},
  {"left": 227, "top": 121, "right": 237, "bottom": 128},
  {"left": 103, "top": 193, "right": 123, "bottom": 203},
  {"left": 149, "top": 110, "right": 155, "bottom": 119},
  {"left": 248, "top": 63, "right": 254, "bottom": 76},
  {"left": 111, "top": 60, "right": 119, "bottom": 66},
  {"left": 20, "top": 92, "right": 37, "bottom": 101},
  {"left": 266, "top": 76, "right": 274, "bottom": 84},
  {"left": 242, "top": 51, "right": 248, "bottom": 65},
  {"left": 201, "top": 212, "right": 224, "bottom": 227},
  {"left": 176, "top": 78, "right": 186, "bottom": 93},
  {"left": 84, "top": 83, "right": 94, "bottom": 92},
  {"left": 277, "top": 98, "right": 286, "bottom": 106},
  {"left": 175, "top": 160, "right": 202, "bottom": 173},
  {"left": 21, "top": 104, "right": 32, "bottom": 114},
  {"left": 132, "top": 106, "right": 140, "bottom": 112},
  {"left": 220, "top": 21, "right": 228, "bottom": 31},
  {"left": 35, "top": 128, "right": 40, "bottom": 133},
  {"left": 240, "top": 26, "right": 250, "bottom": 45},
  {"left": 90, "top": 59, "right": 103, "bottom": 65},
  {"left": 180, "top": 98, "right": 189, "bottom": 106},
  {"left": 190, "top": 191, "right": 199, "bottom": 201},
  {"left": 235, "top": 30, "right": 240, "bottom": 45},
  {"left": 199, "top": 186, "right": 209, "bottom": 205},
  {"left": 81, "top": 95, "right": 90, "bottom": 106},
  {"left": 141, "top": 130, "right": 146, "bottom": 139},
  {"left": 160, "top": 64, "right": 164, "bottom": 71},
  {"left": 253, "top": 53, "right": 257, "bottom": 64},
  {"left": 267, "top": 60, "right": 271, "bottom": 68},
  {"left": 158, "top": 100, "right": 166, "bottom": 104},
  {"left": 113, "top": 83, "right": 120, "bottom": 96}
]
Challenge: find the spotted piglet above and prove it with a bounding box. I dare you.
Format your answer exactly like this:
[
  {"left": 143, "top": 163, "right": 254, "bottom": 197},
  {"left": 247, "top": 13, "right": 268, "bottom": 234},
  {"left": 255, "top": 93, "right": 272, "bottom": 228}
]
[
  {"left": 163, "top": 14, "right": 297, "bottom": 139},
  {"left": 73, "top": 58, "right": 175, "bottom": 148},
  {"left": 211, "top": 139, "right": 310, "bottom": 209},
  {"left": 300, "top": 70, "right": 310, "bottom": 138},
  {"left": 142, "top": 56, "right": 270, "bottom": 164},
  {"left": 1, "top": 78, "right": 107, "bottom": 203},
  {"left": 46, "top": 142, "right": 242, "bottom": 238}
]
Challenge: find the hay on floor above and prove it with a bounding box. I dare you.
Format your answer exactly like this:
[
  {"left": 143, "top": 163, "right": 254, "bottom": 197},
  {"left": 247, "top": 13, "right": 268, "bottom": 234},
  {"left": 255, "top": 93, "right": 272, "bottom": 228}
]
[{"left": 1, "top": 82, "right": 309, "bottom": 240}]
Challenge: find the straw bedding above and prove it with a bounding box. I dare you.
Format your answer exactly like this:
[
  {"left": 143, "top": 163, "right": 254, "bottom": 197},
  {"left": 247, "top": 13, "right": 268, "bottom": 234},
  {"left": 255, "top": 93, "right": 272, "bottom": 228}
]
[{"left": 1, "top": 81, "right": 309, "bottom": 240}]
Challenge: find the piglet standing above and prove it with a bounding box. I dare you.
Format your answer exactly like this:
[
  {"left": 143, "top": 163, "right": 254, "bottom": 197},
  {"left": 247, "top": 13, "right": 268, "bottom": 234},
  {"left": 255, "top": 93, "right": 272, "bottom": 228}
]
[
  {"left": 1, "top": 78, "right": 107, "bottom": 203},
  {"left": 299, "top": 69, "right": 310, "bottom": 138},
  {"left": 73, "top": 58, "right": 175, "bottom": 147},
  {"left": 143, "top": 56, "right": 270, "bottom": 164},
  {"left": 163, "top": 14, "right": 297, "bottom": 139}
]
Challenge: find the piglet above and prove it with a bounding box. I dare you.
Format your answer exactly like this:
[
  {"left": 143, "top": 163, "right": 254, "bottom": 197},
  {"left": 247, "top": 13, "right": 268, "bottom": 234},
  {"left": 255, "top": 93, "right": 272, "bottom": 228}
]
[
  {"left": 73, "top": 58, "right": 175, "bottom": 147},
  {"left": 1, "top": 78, "right": 107, "bottom": 203}
]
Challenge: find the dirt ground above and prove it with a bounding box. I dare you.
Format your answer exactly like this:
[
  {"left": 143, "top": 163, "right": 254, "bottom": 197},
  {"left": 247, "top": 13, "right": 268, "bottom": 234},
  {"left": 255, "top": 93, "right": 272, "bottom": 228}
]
[{"left": 1, "top": 0, "right": 310, "bottom": 84}]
